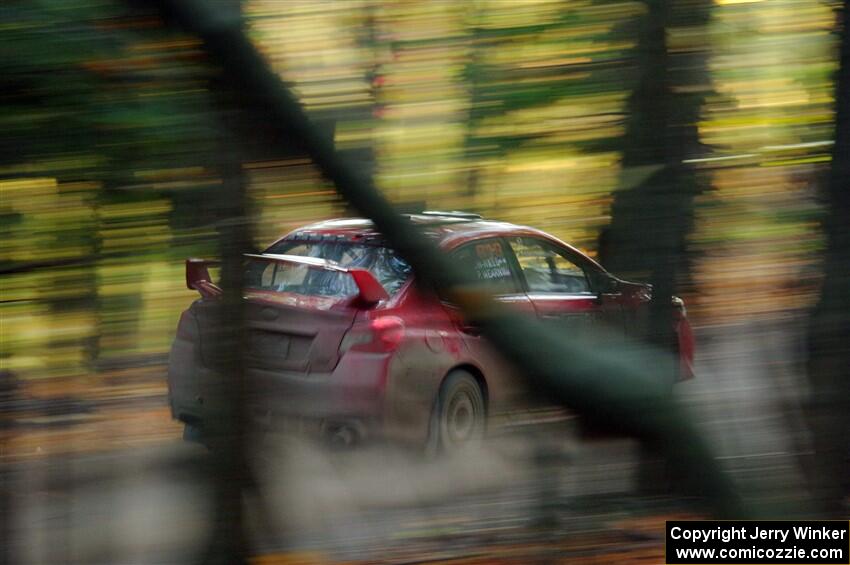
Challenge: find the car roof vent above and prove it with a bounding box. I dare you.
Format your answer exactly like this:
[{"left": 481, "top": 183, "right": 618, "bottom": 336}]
[{"left": 419, "top": 210, "right": 483, "bottom": 220}]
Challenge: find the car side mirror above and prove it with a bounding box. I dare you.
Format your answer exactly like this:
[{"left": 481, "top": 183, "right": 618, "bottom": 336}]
[{"left": 597, "top": 275, "right": 619, "bottom": 294}]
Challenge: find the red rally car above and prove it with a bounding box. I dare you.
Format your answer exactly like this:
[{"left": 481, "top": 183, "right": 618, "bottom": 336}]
[{"left": 167, "top": 211, "right": 694, "bottom": 449}]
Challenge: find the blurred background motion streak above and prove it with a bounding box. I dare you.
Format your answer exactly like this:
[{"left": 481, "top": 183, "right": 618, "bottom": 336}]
[{"left": 0, "top": 0, "right": 847, "bottom": 563}]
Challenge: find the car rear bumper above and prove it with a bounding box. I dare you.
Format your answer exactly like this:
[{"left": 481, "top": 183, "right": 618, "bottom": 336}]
[
  {"left": 247, "top": 351, "right": 392, "bottom": 435},
  {"left": 168, "top": 340, "right": 393, "bottom": 438},
  {"left": 247, "top": 365, "right": 382, "bottom": 416}
]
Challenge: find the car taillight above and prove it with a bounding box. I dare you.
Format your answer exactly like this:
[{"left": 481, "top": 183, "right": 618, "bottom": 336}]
[{"left": 339, "top": 316, "right": 405, "bottom": 354}]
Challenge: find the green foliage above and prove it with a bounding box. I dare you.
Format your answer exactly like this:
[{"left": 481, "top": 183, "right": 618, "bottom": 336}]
[{"left": 0, "top": 1, "right": 218, "bottom": 187}]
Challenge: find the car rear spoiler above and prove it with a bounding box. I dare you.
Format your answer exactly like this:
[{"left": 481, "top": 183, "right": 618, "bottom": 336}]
[
  {"left": 185, "top": 258, "right": 222, "bottom": 299},
  {"left": 187, "top": 254, "right": 389, "bottom": 306}
]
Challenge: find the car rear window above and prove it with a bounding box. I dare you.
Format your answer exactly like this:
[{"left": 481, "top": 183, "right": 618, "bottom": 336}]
[{"left": 250, "top": 239, "right": 412, "bottom": 297}]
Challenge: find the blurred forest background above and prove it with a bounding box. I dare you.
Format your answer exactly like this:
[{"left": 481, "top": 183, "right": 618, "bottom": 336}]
[
  {"left": 2, "top": 0, "right": 849, "bottom": 562},
  {"left": 1, "top": 0, "right": 836, "bottom": 384}
]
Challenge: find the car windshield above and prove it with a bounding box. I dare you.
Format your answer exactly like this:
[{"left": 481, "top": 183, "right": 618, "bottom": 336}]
[{"left": 246, "top": 239, "right": 412, "bottom": 298}]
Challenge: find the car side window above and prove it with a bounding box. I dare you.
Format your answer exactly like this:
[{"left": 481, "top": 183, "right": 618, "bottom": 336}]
[
  {"left": 451, "top": 239, "right": 521, "bottom": 295},
  {"left": 507, "top": 237, "right": 592, "bottom": 294}
]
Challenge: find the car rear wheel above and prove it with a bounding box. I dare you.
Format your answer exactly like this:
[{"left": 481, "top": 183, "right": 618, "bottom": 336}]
[{"left": 428, "top": 370, "right": 486, "bottom": 453}]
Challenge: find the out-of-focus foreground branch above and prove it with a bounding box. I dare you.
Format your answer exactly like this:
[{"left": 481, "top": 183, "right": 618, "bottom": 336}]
[{"left": 144, "top": 0, "right": 744, "bottom": 518}]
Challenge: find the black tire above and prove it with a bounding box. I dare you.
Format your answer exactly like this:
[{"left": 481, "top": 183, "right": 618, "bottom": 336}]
[{"left": 428, "top": 370, "right": 486, "bottom": 453}]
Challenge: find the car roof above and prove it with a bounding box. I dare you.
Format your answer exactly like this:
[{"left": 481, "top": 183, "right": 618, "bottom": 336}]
[
  {"left": 277, "top": 215, "right": 541, "bottom": 247},
  {"left": 271, "top": 213, "right": 604, "bottom": 270}
]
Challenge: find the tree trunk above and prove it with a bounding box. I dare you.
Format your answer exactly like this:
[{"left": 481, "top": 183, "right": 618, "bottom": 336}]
[
  {"left": 198, "top": 3, "right": 253, "bottom": 562},
  {"left": 604, "top": 0, "right": 710, "bottom": 383},
  {"left": 603, "top": 0, "right": 712, "bottom": 495},
  {"left": 805, "top": 0, "right": 850, "bottom": 518}
]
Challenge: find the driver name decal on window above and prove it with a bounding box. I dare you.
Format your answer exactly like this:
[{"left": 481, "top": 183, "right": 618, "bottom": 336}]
[
  {"left": 473, "top": 242, "right": 512, "bottom": 281},
  {"left": 449, "top": 240, "right": 518, "bottom": 294}
]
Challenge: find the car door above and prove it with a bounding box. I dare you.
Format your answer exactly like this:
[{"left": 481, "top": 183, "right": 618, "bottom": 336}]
[
  {"left": 444, "top": 238, "right": 537, "bottom": 414},
  {"left": 505, "top": 236, "right": 607, "bottom": 333}
]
